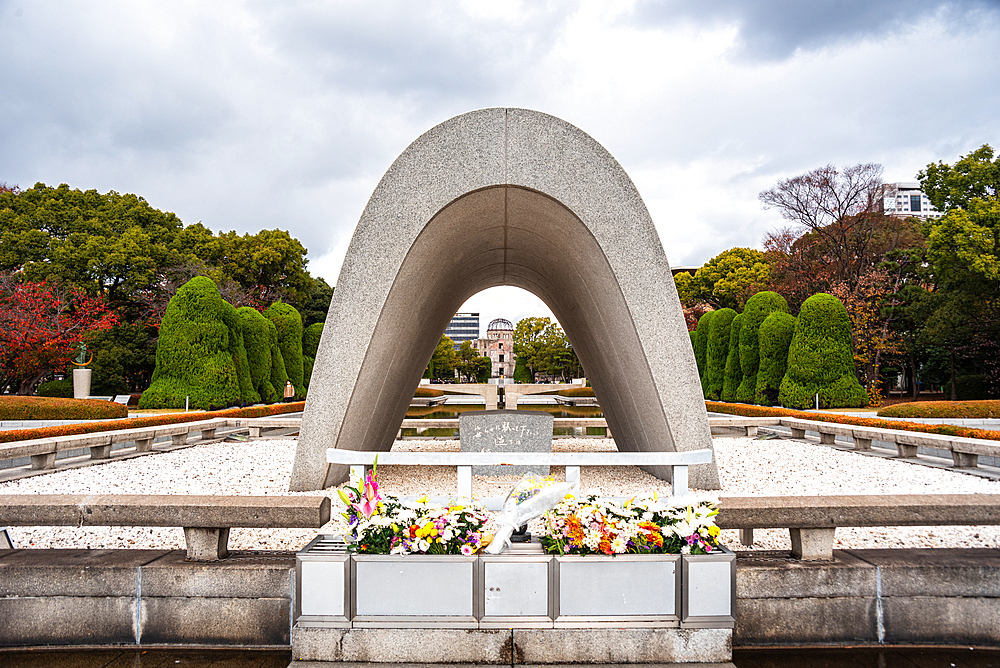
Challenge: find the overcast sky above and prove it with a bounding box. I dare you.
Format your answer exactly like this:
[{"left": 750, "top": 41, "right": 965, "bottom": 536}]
[{"left": 2, "top": 1, "right": 998, "bottom": 335}]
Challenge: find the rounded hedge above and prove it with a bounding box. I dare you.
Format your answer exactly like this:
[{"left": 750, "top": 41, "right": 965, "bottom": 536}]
[
  {"left": 693, "top": 311, "right": 714, "bottom": 390},
  {"left": 139, "top": 276, "right": 249, "bottom": 410},
  {"left": 36, "top": 378, "right": 74, "bottom": 398},
  {"left": 704, "top": 308, "right": 736, "bottom": 401},
  {"left": 756, "top": 311, "right": 796, "bottom": 406},
  {"left": 238, "top": 306, "right": 278, "bottom": 404},
  {"left": 268, "top": 318, "right": 289, "bottom": 398},
  {"left": 302, "top": 322, "right": 323, "bottom": 359},
  {"left": 721, "top": 312, "right": 744, "bottom": 402},
  {"left": 736, "top": 291, "right": 789, "bottom": 404},
  {"left": 779, "top": 293, "right": 867, "bottom": 409},
  {"left": 266, "top": 302, "right": 304, "bottom": 398}
]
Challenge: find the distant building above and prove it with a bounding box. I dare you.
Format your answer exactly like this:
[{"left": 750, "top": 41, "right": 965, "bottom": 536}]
[
  {"left": 445, "top": 312, "right": 480, "bottom": 347},
  {"left": 885, "top": 182, "right": 940, "bottom": 220},
  {"left": 476, "top": 318, "right": 516, "bottom": 378}
]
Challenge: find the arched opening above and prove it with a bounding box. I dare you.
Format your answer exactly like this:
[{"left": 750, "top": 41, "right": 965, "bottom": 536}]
[{"left": 291, "top": 108, "right": 719, "bottom": 491}]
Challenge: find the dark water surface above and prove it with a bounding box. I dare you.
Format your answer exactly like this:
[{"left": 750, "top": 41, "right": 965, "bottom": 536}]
[{"left": 1, "top": 648, "right": 999, "bottom": 667}]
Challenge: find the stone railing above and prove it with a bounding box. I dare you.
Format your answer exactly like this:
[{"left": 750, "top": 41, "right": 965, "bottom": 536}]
[
  {"left": 717, "top": 494, "right": 1000, "bottom": 560},
  {"left": 0, "top": 493, "right": 330, "bottom": 560}
]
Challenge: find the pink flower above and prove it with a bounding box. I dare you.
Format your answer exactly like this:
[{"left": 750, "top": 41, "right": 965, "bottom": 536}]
[
  {"left": 460, "top": 544, "right": 474, "bottom": 556},
  {"left": 351, "top": 470, "right": 381, "bottom": 519}
]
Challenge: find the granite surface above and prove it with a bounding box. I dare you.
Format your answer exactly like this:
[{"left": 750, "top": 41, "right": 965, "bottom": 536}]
[{"left": 294, "top": 108, "right": 719, "bottom": 491}]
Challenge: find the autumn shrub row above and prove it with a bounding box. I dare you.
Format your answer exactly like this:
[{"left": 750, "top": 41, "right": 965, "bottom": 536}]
[
  {"left": 414, "top": 387, "right": 445, "bottom": 398},
  {"left": 706, "top": 401, "right": 1000, "bottom": 442},
  {"left": 878, "top": 400, "right": 1000, "bottom": 419},
  {"left": 0, "top": 396, "right": 129, "bottom": 421},
  {"left": 0, "top": 401, "right": 305, "bottom": 444},
  {"left": 558, "top": 387, "right": 596, "bottom": 397}
]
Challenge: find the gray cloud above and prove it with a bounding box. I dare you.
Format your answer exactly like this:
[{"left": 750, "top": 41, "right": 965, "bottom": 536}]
[{"left": 629, "top": 0, "right": 1000, "bottom": 60}]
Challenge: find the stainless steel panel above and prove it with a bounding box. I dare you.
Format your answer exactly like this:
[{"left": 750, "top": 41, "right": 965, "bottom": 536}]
[
  {"left": 558, "top": 556, "right": 677, "bottom": 617},
  {"left": 483, "top": 560, "right": 549, "bottom": 617},
  {"left": 354, "top": 556, "right": 474, "bottom": 617},
  {"left": 300, "top": 560, "right": 347, "bottom": 616},
  {"left": 686, "top": 560, "right": 732, "bottom": 617}
]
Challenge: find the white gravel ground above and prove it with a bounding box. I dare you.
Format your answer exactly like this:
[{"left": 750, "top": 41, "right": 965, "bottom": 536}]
[{"left": 3, "top": 436, "right": 999, "bottom": 553}]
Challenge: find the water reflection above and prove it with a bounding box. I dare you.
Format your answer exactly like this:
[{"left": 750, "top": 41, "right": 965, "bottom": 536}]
[
  {"left": 2, "top": 648, "right": 997, "bottom": 667},
  {"left": 402, "top": 405, "right": 606, "bottom": 438}
]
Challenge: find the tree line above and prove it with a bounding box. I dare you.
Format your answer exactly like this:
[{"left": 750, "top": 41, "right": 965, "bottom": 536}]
[
  {"left": 676, "top": 144, "right": 1000, "bottom": 404},
  {"left": 0, "top": 182, "right": 332, "bottom": 396}
]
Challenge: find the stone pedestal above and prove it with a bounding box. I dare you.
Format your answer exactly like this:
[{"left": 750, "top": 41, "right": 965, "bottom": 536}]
[{"left": 73, "top": 368, "right": 92, "bottom": 399}]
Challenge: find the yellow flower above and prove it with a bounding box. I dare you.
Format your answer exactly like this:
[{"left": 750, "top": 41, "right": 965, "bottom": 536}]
[
  {"left": 391, "top": 523, "right": 399, "bottom": 533},
  {"left": 416, "top": 494, "right": 429, "bottom": 503},
  {"left": 708, "top": 525, "right": 720, "bottom": 538}
]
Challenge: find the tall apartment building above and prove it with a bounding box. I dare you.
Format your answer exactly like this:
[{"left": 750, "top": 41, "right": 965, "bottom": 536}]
[
  {"left": 444, "top": 312, "right": 480, "bottom": 347},
  {"left": 885, "top": 182, "right": 940, "bottom": 220}
]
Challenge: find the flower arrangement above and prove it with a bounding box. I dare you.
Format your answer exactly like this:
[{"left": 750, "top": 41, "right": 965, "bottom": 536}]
[
  {"left": 484, "top": 473, "right": 578, "bottom": 554},
  {"left": 540, "top": 492, "right": 722, "bottom": 556},
  {"left": 338, "top": 461, "right": 490, "bottom": 556}
]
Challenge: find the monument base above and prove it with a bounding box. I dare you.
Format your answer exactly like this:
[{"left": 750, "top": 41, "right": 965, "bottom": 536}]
[{"left": 291, "top": 626, "right": 733, "bottom": 664}]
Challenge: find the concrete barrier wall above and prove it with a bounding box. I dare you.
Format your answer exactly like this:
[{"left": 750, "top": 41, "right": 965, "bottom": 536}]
[{"left": 1, "top": 547, "right": 998, "bottom": 648}]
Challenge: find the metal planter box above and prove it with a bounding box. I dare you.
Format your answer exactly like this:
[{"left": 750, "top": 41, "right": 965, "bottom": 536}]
[
  {"left": 554, "top": 554, "right": 681, "bottom": 627},
  {"left": 681, "top": 546, "right": 736, "bottom": 628},
  {"left": 295, "top": 535, "right": 351, "bottom": 628},
  {"left": 351, "top": 553, "right": 479, "bottom": 628}
]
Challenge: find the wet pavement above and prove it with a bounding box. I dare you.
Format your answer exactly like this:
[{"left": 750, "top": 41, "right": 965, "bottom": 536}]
[{"left": 0, "top": 647, "right": 998, "bottom": 667}]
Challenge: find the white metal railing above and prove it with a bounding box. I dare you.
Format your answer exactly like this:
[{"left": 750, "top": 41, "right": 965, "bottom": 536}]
[{"left": 326, "top": 449, "right": 714, "bottom": 505}]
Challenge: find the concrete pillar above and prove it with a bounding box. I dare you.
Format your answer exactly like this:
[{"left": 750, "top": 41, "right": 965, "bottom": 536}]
[
  {"left": 30, "top": 452, "right": 56, "bottom": 470},
  {"left": 789, "top": 527, "right": 836, "bottom": 560},
  {"left": 89, "top": 445, "right": 111, "bottom": 460},
  {"left": 183, "top": 527, "right": 230, "bottom": 561},
  {"left": 134, "top": 437, "right": 154, "bottom": 452},
  {"left": 853, "top": 437, "right": 872, "bottom": 451}
]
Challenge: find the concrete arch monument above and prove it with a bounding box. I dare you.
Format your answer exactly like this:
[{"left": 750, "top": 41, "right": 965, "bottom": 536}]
[{"left": 290, "top": 108, "right": 721, "bottom": 491}]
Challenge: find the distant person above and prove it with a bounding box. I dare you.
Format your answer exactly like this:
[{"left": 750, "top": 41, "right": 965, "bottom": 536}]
[{"left": 284, "top": 381, "right": 295, "bottom": 402}]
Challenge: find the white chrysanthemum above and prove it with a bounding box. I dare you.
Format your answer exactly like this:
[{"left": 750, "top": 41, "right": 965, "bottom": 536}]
[
  {"left": 584, "top": 530, "right": 602, "bottom": 550},
  {"left": 610, "top": 536, "right": 627, "bottom": 554}
]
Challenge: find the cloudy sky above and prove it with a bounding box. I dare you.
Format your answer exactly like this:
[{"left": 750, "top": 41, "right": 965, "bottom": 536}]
[{"left": 2, "top": 1, "right": 998, "bottom": 334}]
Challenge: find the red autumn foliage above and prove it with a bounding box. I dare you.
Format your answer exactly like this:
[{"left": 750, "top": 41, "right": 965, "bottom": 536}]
[{"left": 0, "top": 273, "right": 118, "bottom": 394}]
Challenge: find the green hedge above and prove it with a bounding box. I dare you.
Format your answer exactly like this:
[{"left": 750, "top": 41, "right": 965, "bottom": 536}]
[
  {"left": 693, "top": 311, "right": 714, "bottom": 391},
  {"left": 0, "top": 401, "right": 305, "bottom": 444},
  {"left": 756, "top": 311, "right": 796, "bottom": 406},
  {"left": 238, "top": 306, "right": 279, "bottom": 403},
  {"left": 878, "top": 400, "right": 1000, "bottom": 419},
  {"left": 779, "top": 293, "right": 867, "bottom": 409},
  {"left": 302, "top": 322, "right": 323, "bottom": 359},
  {"left": 266, "top": 302, "right": 305, "bottom": 398},
  {"left": 0, "top": 396, "right": 128, "bottom": 420},
  {"left": 36, "top": 379, "right": 74, "bottom": 398},
  {"left": 736, "top": 291, "right": 789, "bottom": 404},
  {"left": 139, "top": 277, "right": 250, "bottom": 410},
  {"left": 704, "top": 308, "right": 736, "bottom": 401},
  {"left": 721, "top": 313, "right": 744, "bottom": 402}
]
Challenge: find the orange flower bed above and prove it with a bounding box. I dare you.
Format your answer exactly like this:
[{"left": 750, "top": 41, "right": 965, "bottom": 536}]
[
  {"left": 0, "top": 401, "right": 306, "bottom": 444},
  {"left": 705, "top": 401, "right": 1000, "bottom": 442},
  {"left": 0, "top": 396, "right": 128, "bottom": 421},
  {"left": 878, "top": 400, "right": 1000, "bottom": 419}
]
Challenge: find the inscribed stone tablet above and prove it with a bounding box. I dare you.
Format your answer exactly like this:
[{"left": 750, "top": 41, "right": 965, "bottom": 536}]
[{"left": 460, "top": 409, "right": 554, "bottom": 475}]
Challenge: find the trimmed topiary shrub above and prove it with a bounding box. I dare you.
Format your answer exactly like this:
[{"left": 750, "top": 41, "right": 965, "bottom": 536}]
[
  {"left": 265, "top": 302, "right": 305, "bottom": 399},
  {"left": 736, "top": 291, "right": 789, "bottom": 404},
  {"left": 269, "top": 317, "right": 290, "bottom": 400},
  {"left": 139, "top": 277, "right": 246, "bottom": 410},
  {"left": 705, "top": 308, "right": 736, "bottom": 401},
  {"left": 779, "top": 293, "right": 868, "bottom": 409},
  {"left": 237, "top": 307, "right": 278, "bottom": 404},
  {"left": 756, "top": 311, "right": 796, "bottom": 406},
  {"left": 513, "top": 356, "right": 532, "bottom": 383},
  {"left": 224, "top": 300, "right": 259, "bottom": 406},
  {"left": 721, "top": 313, "right": 743, "bottom": 402},
  {"left": 302, "top": 322, "right": 323, "bottom": 359},
  {"left": 301, "top": 322, "right": 323, "bottom": 390},
  {"left": 36, "top": 378, "right": 74, "bottom": 398},
  {"left": 693, "top": 311, "right": 714, "bottom": 392}
]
